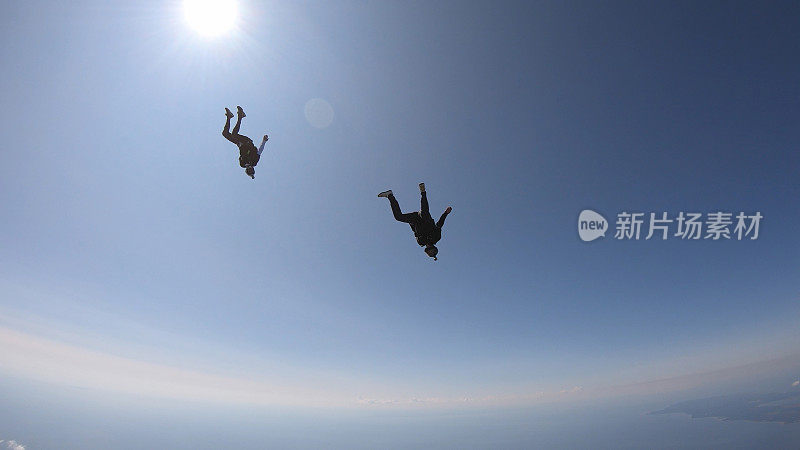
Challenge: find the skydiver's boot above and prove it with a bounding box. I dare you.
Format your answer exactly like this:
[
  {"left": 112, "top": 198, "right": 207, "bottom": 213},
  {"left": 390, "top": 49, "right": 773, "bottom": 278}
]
[
  {"left": 237, "top": 106, "right": 246, "bottom": 118},
  {"left": 418, "top": 183, "right": 425, "bottom": 193},
  {"left": 377, "top": 190, "right": 393, "bottom": 198},
  {"left": 225, "top": 108, "right": 234, "bottom": 118}
]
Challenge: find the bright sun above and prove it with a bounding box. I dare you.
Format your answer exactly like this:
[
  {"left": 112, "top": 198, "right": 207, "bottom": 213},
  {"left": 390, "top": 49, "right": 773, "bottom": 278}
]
[{"left": 184, "top": 0, "right": 238, "bottom": 37}]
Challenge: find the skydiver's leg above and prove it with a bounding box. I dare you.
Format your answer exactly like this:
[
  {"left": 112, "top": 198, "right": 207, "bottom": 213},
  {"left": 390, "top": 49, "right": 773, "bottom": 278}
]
[
  {"left": 224, "top": 128, "right": 249, "bottom": 147},
  {"left": 224, "top": 111, "right": 252, "bottom": 147},
  {"left": 420, "top": 191, "right": 433, "bottom": 221},
  {"left": 222, "top": 115, "right": 238, "bottom": 144},
  {"left": 388, "top": 194, "right": 418, "bottom": 224},
  {"left": 232, "top": 114, "right": 243, "bottom": 136}
]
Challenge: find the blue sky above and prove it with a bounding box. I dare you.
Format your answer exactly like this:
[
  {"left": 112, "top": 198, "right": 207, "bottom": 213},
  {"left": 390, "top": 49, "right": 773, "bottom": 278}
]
[{"left": 1, "top": 0, "right": 799, "bottom": 447}]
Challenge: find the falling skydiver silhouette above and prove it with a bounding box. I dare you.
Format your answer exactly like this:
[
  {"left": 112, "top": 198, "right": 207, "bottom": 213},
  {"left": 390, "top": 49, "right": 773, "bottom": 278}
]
[
  {"left": 378, "top": 183, "right": 452, "bottom": 260},
  {"left": 222, "top": 106, "right": 268, "bottom": 179}
]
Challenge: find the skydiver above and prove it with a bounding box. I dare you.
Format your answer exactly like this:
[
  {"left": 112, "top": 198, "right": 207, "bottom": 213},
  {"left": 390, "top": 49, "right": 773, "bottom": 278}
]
[
  {"left": 222, "top": 106, "right": 268, "bottom": 179},
  {"left": 378, "top": 183, "right": 452, "bottom": 261}
]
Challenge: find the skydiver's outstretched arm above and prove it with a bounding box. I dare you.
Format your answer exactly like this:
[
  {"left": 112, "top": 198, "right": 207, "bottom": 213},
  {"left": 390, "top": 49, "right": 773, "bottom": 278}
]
[
  {"left": 257, "top": 135, "right": 269, "bottom": 155},
  {"left": 436, "top": 207, "right": 452, "bottom": 229}
]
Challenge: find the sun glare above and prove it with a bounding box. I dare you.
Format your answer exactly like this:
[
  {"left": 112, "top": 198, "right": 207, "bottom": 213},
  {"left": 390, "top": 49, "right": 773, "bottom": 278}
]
[{"left": 184, "top": 0, "right": 238, "bottom": 37}]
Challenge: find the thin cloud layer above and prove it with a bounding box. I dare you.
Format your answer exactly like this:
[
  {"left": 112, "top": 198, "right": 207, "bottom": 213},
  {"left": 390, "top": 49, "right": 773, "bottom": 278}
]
[
  {"left": 0, "top": 326, "right": 352, "bottom": 408},
  {"left": 3, "top": 324, "right": 800, "bottom": 411},
  {"left": 0, "top": 440, "right": 26, "bottom": 450},
  {"left": 0, "top": 325, "right": 595, "bottom": 409}
]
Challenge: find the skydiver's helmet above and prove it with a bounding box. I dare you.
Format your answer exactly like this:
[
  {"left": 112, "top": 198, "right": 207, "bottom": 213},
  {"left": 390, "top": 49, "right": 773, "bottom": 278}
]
[
  {"left": 245, "top": 165, "right": 255, "bottom": 179},
  {"left": 424, "top": 245, "right": 438, "bottom": 261}
]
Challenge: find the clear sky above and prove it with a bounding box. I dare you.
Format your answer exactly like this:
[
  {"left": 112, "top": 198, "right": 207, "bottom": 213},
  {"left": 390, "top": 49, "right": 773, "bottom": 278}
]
[{"left": 1, "top": 0, "right": 799, "bottom": 448}]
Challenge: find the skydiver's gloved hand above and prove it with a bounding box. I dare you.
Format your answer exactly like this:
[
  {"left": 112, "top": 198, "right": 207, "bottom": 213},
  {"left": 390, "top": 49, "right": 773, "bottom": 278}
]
[
  {"left": 262, "top": 135, "right": 269, "bottom": 143},
  {"left": 445, "top": 206, "right": 452, "bottom": 214}
]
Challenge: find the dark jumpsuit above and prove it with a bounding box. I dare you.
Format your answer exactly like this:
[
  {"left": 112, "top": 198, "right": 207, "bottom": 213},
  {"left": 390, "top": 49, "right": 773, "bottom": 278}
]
[
  {"left": 388, "top": 192, "right": 449, "bottom": 246},
  {"left": 222, "top": 114, "right": 260, "bottom": 168}
]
